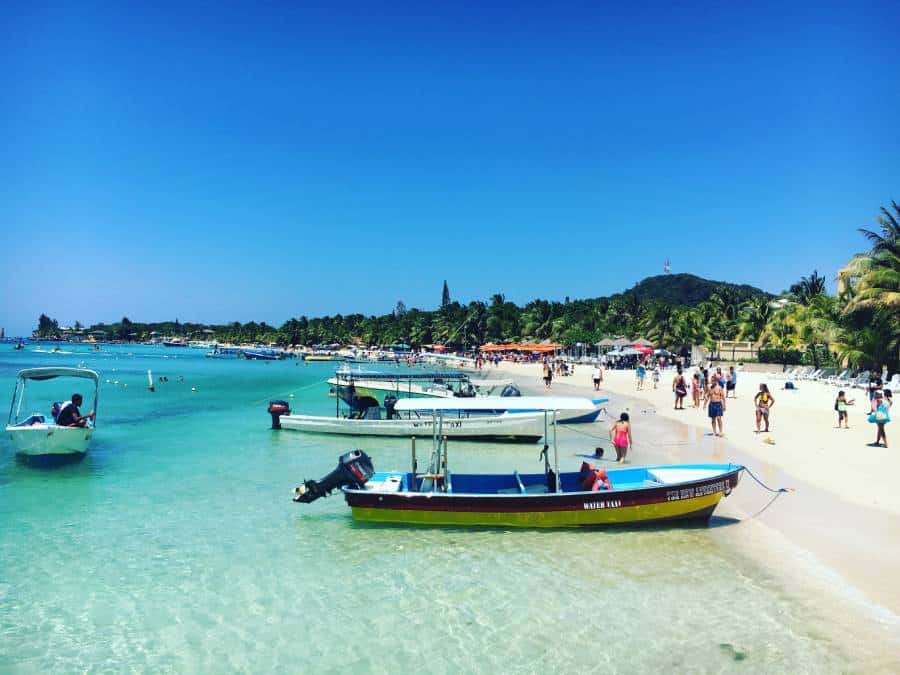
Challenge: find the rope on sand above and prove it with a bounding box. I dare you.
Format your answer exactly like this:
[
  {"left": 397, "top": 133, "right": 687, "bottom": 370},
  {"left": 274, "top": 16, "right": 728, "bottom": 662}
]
[{"left": 741, "top": 465, "right": 793, "bottom": 494}]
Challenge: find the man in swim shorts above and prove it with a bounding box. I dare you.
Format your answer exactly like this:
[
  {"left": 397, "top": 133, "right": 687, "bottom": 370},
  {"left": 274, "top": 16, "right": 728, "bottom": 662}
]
[{"left": 707, "top": 380, "right": 726, "bottom": 437}]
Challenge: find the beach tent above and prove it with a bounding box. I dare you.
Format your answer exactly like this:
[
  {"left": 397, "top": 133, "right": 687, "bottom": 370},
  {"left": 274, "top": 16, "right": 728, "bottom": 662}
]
[{"left": 634, "top": 346, "right": 654, "bottom": 355}]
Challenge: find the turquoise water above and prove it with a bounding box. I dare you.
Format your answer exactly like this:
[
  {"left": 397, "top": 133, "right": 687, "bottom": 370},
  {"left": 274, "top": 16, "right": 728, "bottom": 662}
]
[{"left": 0, "top": 346, "right": 861, "bottom": 671}]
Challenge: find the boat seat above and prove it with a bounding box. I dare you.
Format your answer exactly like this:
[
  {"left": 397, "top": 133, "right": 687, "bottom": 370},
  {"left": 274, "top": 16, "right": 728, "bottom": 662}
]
[
  {"left": 15, "top": 415, "right": 45, "bottom": 427},
  {"left": 513, "top": 471, "right": 526, "bottom": 494}
]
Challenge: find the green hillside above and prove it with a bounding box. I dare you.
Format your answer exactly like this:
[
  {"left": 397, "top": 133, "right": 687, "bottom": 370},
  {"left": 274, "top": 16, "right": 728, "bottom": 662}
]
[{"left": 620, "top": 273, "right": 771, "bottom": 306}]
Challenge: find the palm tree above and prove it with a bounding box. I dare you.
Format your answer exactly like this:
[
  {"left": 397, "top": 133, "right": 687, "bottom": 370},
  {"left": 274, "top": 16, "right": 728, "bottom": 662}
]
[
  {"left": 737, "top": 297, "right": 771, "bottom": 342},
  {"left": 839, "top": 200, "right": 900, "bottom": 313},
  {"left": 789, "top": 270, "right": 828, "bottom": 305}
]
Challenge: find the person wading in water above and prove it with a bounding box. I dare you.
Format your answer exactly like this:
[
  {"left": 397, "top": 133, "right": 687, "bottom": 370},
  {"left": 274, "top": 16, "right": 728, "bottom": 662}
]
[{"left": 609, "top": 412, "right": 633, "bottom": 463}]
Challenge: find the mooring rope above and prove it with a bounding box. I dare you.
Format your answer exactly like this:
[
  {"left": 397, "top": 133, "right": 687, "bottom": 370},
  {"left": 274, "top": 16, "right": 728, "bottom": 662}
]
[
  {"left": 250, "top": 378, "right": 330, "bottom": 405},
  {"left": 740, "top": 465, "right": 793, "bottom": 494}
]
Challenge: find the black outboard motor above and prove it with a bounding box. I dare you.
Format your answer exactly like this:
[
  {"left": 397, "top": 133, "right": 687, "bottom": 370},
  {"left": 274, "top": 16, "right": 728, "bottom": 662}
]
[
  {"left": 293, "top": 450, "right": 375, "bottom": 503},
  {"left": 500, "top": 384, "right": 522, "bottom": 397},
  {"left": 268, "top": 400, "right": 291, "bottom": 429},
  {"left": 384, "top": 395, "right": 398, "bottom": 420}
]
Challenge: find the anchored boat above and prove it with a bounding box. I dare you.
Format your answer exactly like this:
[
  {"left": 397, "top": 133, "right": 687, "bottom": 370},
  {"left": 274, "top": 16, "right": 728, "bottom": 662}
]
[
  {"left": 293, "top": 399, "right": 742, "bottom": 527},
  {"left": 266, "top": 395, "right": 595, "bottom": 442},
  {"left": 5, "top": 367, "right": 100, "bottom": 458}
]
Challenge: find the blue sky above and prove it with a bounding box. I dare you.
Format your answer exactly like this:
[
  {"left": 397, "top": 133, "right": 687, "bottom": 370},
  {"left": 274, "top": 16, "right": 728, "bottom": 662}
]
[{"left": 2, "top": 0, "right": 898, "bottom": 335}]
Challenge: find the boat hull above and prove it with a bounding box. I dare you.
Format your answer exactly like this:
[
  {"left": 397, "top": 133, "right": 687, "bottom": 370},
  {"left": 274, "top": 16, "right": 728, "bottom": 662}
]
[
  {"left": 278, "top": 413, "right": 544, "bottom": 441},
  {"left": 6, "top": 424, "right": 93, "bottom": 457},
  {"left": 344, "top": 467, "right": 741, "bottom": 528}
]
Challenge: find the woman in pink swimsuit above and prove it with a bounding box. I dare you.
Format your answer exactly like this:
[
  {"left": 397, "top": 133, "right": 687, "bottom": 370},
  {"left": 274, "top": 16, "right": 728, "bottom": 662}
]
[{"left": 609, "top": 412, "right": 633, "bottom": 463}]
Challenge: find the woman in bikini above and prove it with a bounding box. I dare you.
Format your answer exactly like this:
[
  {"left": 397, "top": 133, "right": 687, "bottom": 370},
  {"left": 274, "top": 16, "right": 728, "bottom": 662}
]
[
  {"left": 609, "top": 412, "right": 633, "bottom": 463},
  {"left": 754, "top": 383, "right": 775, "bottom": 433}
]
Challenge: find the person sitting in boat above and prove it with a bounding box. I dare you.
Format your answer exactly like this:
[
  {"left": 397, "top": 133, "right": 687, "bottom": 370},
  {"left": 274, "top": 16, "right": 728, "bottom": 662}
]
[
  {"left": 579, "top": 461, "right": 611, "bottom": 491},
  {"left": 55, "top": 393, "right": 94, "bottom": 428}
]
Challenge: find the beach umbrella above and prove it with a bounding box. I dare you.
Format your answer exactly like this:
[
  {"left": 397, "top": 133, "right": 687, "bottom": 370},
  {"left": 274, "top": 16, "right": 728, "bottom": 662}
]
[
  {"left": 631, "top": 338, "right": 655, "bottom": 348},
  {"left": 612, "top": 337, "right": 631, "bottom": 347},
  {"left": 635, "top": 346, "right": 653, "bottom": 355},
  {"left": 596, "top": 338, "right": 616, "bottom": 347},
  {"left": 653, "top": 348, "right": 671, "bottom": 355}
]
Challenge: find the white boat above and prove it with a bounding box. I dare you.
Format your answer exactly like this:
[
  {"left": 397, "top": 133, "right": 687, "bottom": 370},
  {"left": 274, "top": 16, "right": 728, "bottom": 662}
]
[
  {"left": 5, "top": 367, "right": 99, "bottom": 458},
  {"left": 273, "top": 410, "right": 547, "bottom": 441},
  {"left": 268, "top": 395, "right": 600, "bottom": 443},
  {"left": 327, "top": 367, "right": 514, "bottom": 399}
]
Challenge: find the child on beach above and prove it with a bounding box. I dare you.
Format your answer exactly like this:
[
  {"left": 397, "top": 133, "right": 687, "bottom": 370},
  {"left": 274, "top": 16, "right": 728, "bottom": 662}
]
[
  {"left": 636, "top": 364, "right": 646, "bottom": 390},
  {"left": 834, "top": 390, "right": 854, "bottom": 428},
  {"left": 592, "top": 365, "right": 602, "bottom": 391},
  {"left": 609, "top": 412, "right": 633, "bottom": 463},
  {"left": 652, "top": 368, "right": 660, "bottom": 389}
]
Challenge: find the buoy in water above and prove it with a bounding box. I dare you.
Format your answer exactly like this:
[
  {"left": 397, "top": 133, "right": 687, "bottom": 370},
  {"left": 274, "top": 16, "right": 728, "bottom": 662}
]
[{"left": 191, "top": 387, "right": 197, "bottom": 392}]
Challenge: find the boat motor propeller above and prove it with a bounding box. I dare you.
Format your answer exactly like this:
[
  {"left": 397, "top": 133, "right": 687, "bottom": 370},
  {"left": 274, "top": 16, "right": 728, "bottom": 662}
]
[
  {"left": 293, "top": 450, "right": 375, "bottom": 503},
  {"left": 268, "top": 400, "right": 291, "bottom": 429}
]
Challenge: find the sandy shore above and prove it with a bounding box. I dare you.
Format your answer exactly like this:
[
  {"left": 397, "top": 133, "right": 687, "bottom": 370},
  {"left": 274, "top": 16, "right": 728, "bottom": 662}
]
[{"left": 484, "top": 361, "right": 900, "bottom": 634}]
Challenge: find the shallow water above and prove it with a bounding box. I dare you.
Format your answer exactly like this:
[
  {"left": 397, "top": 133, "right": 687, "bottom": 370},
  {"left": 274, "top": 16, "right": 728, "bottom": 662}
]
[{"left": 0, "top": 346, "right": 868, "bottom": 672}]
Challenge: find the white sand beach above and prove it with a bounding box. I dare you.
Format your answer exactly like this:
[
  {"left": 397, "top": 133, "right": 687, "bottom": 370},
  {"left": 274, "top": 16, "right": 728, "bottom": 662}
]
[{"left": 490, "top": 361, "right": 900, "bottom": 631}]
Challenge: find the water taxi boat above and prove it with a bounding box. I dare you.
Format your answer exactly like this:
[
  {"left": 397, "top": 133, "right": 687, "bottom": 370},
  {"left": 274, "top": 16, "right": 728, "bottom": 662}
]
[
  {"left": 293, "top": 400, "right": 743, "bottom": 528},
  {"left": 5, "top": 367, "right": 100, "bottom": 458}
]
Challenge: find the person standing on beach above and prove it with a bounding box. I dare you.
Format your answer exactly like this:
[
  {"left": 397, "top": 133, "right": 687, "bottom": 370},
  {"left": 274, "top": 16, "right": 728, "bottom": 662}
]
[
  {"left": 834, "top": 390, "right": 854, "bottom": 428},
  {"left": 636, "top": 364, "right": 646, "bottom": 390},
  {"left": 706, "top": 379, "right": 726, "bottom": 436},
  {"left": 672, "top": 368, "right": 687, "bottom": 410},
  {"left": 592, "top": 365, "right": 602, "bottom": 391},
  {"left": 609, "top": 412, "right": 633, "bottom": 463},
  {"left": 870, "top": 390, "right": 891, "bottom": 448},
  {"left": 691, "top": 372, "right": 701, "bottom": 409},
  {"left": 753, "top": 383, "right": 774, "bottom": 433},
  {"left": 542, "top": 361, "right": 553, "bottom": 389},
  {"left": 652, "top": 367, "right": 660, "bottom": 389},
  {"left": 726, "top": 366, "right": 737, "bottom": 398}
]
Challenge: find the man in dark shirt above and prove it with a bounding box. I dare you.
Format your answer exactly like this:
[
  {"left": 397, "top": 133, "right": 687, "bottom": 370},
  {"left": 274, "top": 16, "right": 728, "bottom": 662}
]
[{"left": 56, "top": 393, "right": 94, "bottom": 427}]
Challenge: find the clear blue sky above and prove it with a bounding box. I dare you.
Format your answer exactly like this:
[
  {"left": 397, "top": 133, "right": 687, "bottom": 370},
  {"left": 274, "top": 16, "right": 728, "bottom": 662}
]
[{"left": 2, "top": 0, "right": 898, "bottom": 336}]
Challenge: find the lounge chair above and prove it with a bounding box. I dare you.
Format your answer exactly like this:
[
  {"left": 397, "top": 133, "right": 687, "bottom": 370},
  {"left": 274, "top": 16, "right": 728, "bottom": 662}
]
[
  {"left": 826, "top": 369, "right": 850, "bottom": 385},
  {"left": 886, "top": 374, "right": 900, "bottom": 391},
  {"left": 851, "top": 371, "right": 871, "bottom": 389}
]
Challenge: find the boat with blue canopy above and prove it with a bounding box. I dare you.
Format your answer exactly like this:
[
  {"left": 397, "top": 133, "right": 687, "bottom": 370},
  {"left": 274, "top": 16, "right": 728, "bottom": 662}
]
[{"left": 293, "top": 398, "right": 743, "bottom": 527}]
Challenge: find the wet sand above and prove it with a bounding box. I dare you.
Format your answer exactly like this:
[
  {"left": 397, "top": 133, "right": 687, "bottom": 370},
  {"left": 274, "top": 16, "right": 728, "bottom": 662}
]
[{"left": 490, "top": 362, "right": 900, "bottom": 665}]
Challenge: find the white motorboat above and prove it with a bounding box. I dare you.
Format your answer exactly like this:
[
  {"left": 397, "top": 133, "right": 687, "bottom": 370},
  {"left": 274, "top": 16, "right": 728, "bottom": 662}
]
[
  {"left": 5, "top": 367, "right": 99, "bottom": 458},
  {"left": 272, "top": 410, "right": 546, "bottom": 441},
  {"left": 267, "top": 395, "right": 601, "bottom": 443}
]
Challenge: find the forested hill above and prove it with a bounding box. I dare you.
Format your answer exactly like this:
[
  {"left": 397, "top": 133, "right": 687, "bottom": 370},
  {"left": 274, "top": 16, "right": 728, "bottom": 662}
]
[{"left": 620, "top": 274, "right": 771, "bottom": 306}]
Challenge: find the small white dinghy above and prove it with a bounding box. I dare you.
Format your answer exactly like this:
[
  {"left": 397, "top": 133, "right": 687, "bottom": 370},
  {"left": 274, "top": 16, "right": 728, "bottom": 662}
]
[{"left": 6, "top": 367, "right": 100, "bottom": 458}]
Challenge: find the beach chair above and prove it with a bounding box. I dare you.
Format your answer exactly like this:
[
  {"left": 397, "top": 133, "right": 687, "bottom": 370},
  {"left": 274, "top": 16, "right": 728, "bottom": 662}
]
[
  {"left": 815, "top": 368, "right": 835, "bottom": 382},
  {"left": 851, "top": 371, "right": 870, "bottom": 389},
  {"left": 836, "top": 370, "right": 857, "bottom": 387},
  {"left": 804, "top": 368, "right": 823, "bottom": 380},
  {"left": 886, "top": 373, "right": 900, "bottom": 391},
  {"left": 827, "top": 369, "right": 849, "bottom": 385}
]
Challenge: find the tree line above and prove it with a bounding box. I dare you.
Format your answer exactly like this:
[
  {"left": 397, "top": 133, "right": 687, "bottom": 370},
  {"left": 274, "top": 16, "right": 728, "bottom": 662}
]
[{"left": 34, "top": 201, "right": 899, "bottom": 372}]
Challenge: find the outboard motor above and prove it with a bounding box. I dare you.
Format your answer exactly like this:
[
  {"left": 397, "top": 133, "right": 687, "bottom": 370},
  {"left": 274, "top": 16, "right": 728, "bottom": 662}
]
[
  {"left": 500, "top": 384, "right": 522, "bottom": 397},
  {"left": 268, "top": 400, "right": 291, "bottom": 429},
  {"left": 293, "top": 450, "right": 374, "bottom": 503}
]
